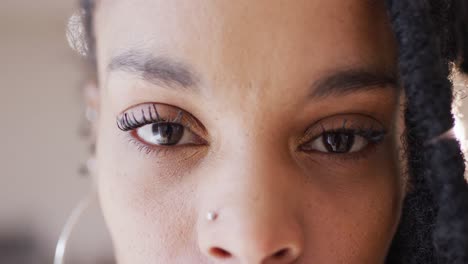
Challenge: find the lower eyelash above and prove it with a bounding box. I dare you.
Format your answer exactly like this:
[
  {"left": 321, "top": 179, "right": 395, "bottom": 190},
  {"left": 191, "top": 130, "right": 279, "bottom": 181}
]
[
  {"left": 126, "top": 132, "right": 171, "bottom": 156},
  {"left": 125, "top": 131, "right": 206, "bottom": 158},
  {"left": 325, "top": 140, "right": 382, "bottom": 161},
  {"left": 318, "top": 131, "right": 388, "bottom": 162}
]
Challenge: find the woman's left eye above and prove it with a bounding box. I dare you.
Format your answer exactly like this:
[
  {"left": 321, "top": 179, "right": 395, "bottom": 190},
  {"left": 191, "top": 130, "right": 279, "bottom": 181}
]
[
  {"left": 135, "top": 122, "right": 201, "bottom": 146},
  {"left": 301, "top": 131, "right": 375, "bottom": 154}
]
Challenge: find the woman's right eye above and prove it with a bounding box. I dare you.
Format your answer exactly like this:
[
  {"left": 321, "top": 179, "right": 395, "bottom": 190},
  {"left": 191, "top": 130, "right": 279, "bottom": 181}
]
[
  {"left": 117, "top": 103, "right": 208, "bottom": 148},
  {"left": 135, "top": 122, "right": 202, "bottom": 146},
  {"left": 298, "top": 115, "right": 388, "bottom": 158},
  {"left": 303, "top": 132, "right": 369, "bottom": 154}
]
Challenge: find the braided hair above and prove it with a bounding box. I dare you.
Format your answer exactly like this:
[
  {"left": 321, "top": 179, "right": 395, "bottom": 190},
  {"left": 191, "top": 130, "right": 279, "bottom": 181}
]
[
  {"left": 385, "top": 1, "right": 468, "bottom": 263},
  {"left": 77, "top": 0, "right": 468, "bottom": 263}
]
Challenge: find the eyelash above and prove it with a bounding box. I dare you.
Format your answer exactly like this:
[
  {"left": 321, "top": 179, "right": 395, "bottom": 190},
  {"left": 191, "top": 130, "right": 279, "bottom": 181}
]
[
  {"left": 125, "top": 135, "right": 178, "bottom": 156},
  {"left": 116, "top": 104, "right": 185, "bottom": 132},
  {"left": 300, "top": 122, "right": 388, "bottom": 161}
]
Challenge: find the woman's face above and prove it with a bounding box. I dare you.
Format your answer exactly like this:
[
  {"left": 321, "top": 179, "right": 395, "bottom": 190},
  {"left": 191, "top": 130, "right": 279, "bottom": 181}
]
[{"left": 92, "top": 0, "right": 405, "bottom": 263}]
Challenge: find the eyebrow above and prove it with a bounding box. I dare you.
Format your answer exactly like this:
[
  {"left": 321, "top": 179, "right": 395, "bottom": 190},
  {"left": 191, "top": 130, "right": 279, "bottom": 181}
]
[
  {"left": 108, "top": 50, "right": 200, "bottom": 90},
  {"left": 108, "top": 50, "right": 398, "bottom": 97},
  {"left": 310, "top": 68, "right": 399, "bottom": 98}
]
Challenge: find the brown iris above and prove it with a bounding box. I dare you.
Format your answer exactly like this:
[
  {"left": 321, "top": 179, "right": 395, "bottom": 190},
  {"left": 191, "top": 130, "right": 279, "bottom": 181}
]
[
  {"left": 149, "top": 122, "right": 185, "bottom": 146},
  {"left": 322, "top": 132, "right": 355, "bottom": 153}
]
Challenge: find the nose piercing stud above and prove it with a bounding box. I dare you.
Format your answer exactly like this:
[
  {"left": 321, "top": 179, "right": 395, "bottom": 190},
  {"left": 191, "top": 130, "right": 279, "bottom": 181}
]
[{"left": 207, "top": 211, "right": 218, "bottom": 221}]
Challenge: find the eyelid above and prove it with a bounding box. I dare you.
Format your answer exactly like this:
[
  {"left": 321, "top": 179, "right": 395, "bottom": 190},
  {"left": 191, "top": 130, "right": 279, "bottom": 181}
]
[
  {"left": 300, "top": 113, "right": 387, "bottom": 143},
  {"left": 116, "top": 103, "right": 208, "bottom": 138}
]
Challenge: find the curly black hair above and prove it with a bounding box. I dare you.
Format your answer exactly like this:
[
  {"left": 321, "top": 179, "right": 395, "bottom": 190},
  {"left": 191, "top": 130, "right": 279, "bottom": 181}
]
[{"left": 78, "top": 0, "right": 468, "bottom": 263}]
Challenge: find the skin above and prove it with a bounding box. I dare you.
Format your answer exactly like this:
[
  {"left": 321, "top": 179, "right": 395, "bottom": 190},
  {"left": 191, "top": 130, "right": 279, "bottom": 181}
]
[{"left": 88, "top": 0, "right": 407, "bottom": 263}]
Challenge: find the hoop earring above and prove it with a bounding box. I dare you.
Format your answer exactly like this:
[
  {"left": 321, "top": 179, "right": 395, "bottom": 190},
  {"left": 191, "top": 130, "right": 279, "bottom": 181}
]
[{"left": 53, "top": 188, "right": 96, "bottom": 264}]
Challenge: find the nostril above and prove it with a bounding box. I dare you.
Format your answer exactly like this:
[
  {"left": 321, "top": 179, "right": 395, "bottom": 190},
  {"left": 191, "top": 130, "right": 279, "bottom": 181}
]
[
  {"left": 272, "top": 248, "right": 290, "bottom": 259},
  {"left": 210, "top": 247, "right": 232, "bottom": 259}
]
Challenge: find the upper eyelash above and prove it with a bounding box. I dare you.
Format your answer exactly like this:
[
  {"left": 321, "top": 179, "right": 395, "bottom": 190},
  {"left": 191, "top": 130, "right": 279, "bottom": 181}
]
[
  {"left": 319, "top": 128, "right": 388, "bottom": 142},
  {"left": 316, "top": 119, "right": 387, "bottom": 141},
  {"left": 116, "top": 104, "right": 183, "bottom": 131}
]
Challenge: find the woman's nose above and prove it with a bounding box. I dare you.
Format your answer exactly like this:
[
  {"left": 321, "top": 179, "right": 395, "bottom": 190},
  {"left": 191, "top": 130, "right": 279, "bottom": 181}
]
[
  {"left": 198, "top": 202, "right": 303, "bottom": 264},
  {"left": 199, "top": 209, "right": 304, "bottom": 263},
  {"left": 196, "top": 159, "right": 304, "bottom": 263}
]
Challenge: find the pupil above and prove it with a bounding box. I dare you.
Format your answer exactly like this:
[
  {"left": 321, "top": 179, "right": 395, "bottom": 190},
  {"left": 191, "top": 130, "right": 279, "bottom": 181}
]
[
  {"left": 323, "top": 132, "right": 355, "bottom": 153},
  {"left": 152, "top": 123, "right": 184, "bottom": 145}
]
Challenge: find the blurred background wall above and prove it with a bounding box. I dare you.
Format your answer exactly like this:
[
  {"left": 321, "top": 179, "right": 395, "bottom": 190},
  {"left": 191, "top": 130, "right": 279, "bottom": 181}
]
[{"left": 0, "top": 0, "right": 113, "bottom": 263}]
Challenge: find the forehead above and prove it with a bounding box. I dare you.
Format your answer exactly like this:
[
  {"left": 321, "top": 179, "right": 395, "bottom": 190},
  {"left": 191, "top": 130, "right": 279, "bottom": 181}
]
[{"left": 95, "top": 0, "right": 396, "bottom": 93}]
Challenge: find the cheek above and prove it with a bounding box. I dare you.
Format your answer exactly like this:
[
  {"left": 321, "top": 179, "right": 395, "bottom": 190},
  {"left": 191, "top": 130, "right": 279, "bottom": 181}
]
[
  {"left": 95, "top": 109, "right": 200, "bottom": 262},
  {"left": 299, "top": 150, "right": 403, "bottom": 262}
]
